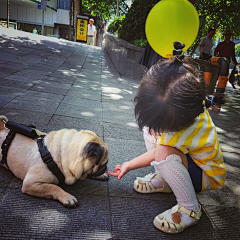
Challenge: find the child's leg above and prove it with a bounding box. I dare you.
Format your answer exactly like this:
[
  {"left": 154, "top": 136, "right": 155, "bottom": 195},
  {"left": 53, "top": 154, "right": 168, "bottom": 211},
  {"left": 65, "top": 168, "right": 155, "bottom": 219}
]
[
  {"left": 151, "top": 145, "right": 201, "bottom": 234},
  {"left": 133, "top": 128, "right": 172, "bottom": 193}
]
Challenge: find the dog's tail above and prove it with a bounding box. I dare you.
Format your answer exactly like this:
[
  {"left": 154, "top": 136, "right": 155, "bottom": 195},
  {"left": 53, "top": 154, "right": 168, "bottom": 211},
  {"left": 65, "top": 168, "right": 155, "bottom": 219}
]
[{"left": 0, "top": 115, "right": 8, "bottom": 131}]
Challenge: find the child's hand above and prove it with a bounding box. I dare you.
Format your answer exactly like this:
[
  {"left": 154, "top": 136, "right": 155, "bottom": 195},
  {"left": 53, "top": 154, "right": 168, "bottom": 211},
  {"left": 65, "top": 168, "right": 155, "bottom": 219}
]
[{"left": 107, "top": 162, "right": 130, "bottom": 180}]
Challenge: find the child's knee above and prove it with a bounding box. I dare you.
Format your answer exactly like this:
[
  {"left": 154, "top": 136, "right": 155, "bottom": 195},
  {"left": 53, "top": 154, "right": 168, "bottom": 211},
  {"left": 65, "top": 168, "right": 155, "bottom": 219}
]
[{"left": 154, "top": 145, "right": 188, "bottom": 168}]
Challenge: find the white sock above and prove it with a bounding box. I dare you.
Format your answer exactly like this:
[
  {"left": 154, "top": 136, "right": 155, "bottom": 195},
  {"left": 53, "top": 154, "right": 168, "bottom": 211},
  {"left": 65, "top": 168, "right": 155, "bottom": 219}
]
[
  {"left": 151, "top": 154, "right": 199, "bottom": 226},
  {"left": 151, "top": 177, "right": 163, "bottom": 188}
]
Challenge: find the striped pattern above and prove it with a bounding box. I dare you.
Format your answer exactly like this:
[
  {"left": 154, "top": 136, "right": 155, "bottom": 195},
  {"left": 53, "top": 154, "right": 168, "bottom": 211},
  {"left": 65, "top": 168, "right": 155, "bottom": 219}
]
[{"left": 157, "top": 109, "right": 226, "bottom": 192}]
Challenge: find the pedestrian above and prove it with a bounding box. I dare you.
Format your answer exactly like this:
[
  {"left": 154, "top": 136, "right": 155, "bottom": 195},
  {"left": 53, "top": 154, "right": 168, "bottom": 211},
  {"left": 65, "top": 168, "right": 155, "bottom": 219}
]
[
  {"left": 108, "top": 41, "right": 226, "bottom": 234},
  {"left": 199, "top": 27, "right": 216, "bottom": 60},
  {"left": 32, "top": 27, "right": 38, "bottom": 34},
  {"left": 87, "top": 18, "right": 96, "bottom": 46},
  {"left": 38, "top": 30, "right": 42, "bottom": 35},
  {"left": 214, "top": 29, "right": 238, "bottom": 65}
]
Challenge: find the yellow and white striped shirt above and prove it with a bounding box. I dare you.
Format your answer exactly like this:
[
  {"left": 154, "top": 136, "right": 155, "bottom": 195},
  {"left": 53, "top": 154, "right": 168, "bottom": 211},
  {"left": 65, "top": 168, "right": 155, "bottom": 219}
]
[{"left": 157, "top": 109, "right": 226, "bottom": 192}]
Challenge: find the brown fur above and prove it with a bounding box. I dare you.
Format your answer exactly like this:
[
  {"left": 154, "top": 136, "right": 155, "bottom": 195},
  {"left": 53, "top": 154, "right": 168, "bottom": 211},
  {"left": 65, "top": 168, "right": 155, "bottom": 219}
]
[{"left": 0, "top": 116, "right": 108, "bottom": 208}]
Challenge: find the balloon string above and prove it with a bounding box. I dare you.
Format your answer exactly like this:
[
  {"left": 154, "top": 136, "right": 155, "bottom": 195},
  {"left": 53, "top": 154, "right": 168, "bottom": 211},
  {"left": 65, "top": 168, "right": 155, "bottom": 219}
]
[{"left": 174, "top": 49, "right": 184, "bottom": 62}]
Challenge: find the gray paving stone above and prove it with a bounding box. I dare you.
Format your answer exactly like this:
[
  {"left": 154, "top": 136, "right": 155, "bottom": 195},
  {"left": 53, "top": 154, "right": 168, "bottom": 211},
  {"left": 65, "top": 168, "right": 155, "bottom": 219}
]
[
  {"left": 43, "top": 73, "right": 75, "bottom": 82},
  {"left": 0, "top": 94, "right": 17, "bottom": 108},
  {"left": 103, "top": 105, "right": 136, "bottom": 125},
  {"left": 3, "top": 74, "right": 42, "bottom": 83},
  {"left": 4, "top": 98, "right": 60, "bottom": 114},
  {"left": 46, "top": 115, "right": 104, "bottom": 138},
  {"left": 0, "top": 108, "right": 53, "bottom": 129},
  {"left": 66, "top": 88, "right": 101, "bottom": 101},
  {"left": 30, "top": 85, "right": 69, "bottom": 95},
  {"left": 77, "top": 72, "right": 101, "bottom": 81},
  {"left": 0, "top": 187, "right": 6, "bottom": 199},
  {"left": 0, "top": 79, "right": 35, "bottom": 89},
  {"left": 81, "top": 68, "right": 101, "bottom": 76},
  {"left": 110, "top": 197, "right": 222, "bottom": 240},
  {"left": 56, "top": 101, "right": 102, "bottom": 120},
  {"left": 0, "top": 67, "right": 18, "bottom": 74},
  {"left": 72, "top": 78, "right": 101, "bottom": 89},
  {"left": 18, "top": 90, "right": 64, "bottom": 102},
  {"left": 0, "top": 188, "right": 112, "bottom": 240},
  {"left": 83, "top": 63, "right": 102, "bottom": 70},
  {"left": 0, "top": 86, "right": 26, "bottom": 95},
  {"left": 103, "top": 121, "right": 142, "bottom": 141},
  {"left": 0, "top": 71, "right": 11, "bottom": 78},
  {"left": 0, "top": 166, "right": 14, "bottom": 187},
  {"left": 0, "top": 63, "right": 29, "bottom": 71},
  {"left": 202, "top": 205, "right": 240, "bottom": 239}
]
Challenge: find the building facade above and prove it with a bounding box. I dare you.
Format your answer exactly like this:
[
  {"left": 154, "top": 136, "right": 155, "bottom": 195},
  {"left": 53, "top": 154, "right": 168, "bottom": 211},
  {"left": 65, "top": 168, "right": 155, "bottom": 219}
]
[{"left": 0, "top": 0, "right": 72, "bottom": 38}]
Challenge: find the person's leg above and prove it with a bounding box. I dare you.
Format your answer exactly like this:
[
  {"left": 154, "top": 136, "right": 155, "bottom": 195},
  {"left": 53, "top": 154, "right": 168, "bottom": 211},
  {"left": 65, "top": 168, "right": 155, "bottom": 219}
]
[
  {"left": 87, "top": 37, "right": 90, "bottom": 45},
  {"left": 134, "top": 130, "right": 173, "bottom": 193},
  {"left": 90, "top": 37, "right": 93, "bottom": 46},
  {"left": 151, "top": 145, "right": 201, "bottom": 233}
]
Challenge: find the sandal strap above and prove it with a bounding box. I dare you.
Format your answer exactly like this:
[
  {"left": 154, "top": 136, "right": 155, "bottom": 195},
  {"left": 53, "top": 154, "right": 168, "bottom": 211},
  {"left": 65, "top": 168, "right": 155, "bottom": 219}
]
[
  {"left": 179, "top": 205, "right": 201, "bottom": 219},
  {"left": 138, "top": 179, "right": 156, "bottom": 191}
]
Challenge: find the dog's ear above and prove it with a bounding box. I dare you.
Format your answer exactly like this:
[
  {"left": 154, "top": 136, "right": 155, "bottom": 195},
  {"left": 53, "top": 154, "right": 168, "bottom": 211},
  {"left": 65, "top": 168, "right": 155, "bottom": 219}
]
[{"left": 83, "top": 142, "right": 104, "bottom": 165}]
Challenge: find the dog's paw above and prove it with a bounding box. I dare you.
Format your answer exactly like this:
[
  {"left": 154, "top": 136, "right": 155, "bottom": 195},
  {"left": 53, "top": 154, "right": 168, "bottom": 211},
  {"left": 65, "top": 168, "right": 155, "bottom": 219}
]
[{"left": 61, "top": 194, "right": 79, "bottom": 208}]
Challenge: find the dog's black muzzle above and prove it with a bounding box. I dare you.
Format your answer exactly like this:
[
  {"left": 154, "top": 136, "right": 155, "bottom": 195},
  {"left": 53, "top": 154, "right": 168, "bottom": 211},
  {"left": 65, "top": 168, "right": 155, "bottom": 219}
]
[{"left": 88, "top": 161, "right": 108, "bottom": 177}]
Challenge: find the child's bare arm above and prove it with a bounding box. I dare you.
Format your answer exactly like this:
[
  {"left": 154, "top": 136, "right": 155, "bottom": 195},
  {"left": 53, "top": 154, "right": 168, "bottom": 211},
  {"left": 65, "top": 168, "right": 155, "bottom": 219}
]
[{"left": 108, "top": 148, "right": 155, "bottom": 180}]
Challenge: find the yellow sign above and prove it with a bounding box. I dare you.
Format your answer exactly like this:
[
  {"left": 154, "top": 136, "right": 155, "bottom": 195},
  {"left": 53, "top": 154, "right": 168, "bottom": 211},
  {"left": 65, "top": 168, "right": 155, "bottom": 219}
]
[{"left": 76, "top": 18, "right": 87, "bottom": 42}]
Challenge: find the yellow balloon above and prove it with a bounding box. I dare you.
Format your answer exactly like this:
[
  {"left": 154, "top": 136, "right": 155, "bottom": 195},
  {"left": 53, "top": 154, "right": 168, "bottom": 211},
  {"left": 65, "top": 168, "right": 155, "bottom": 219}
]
[{"left": 145, "top": 0, "right": 199, "bottom": 58}]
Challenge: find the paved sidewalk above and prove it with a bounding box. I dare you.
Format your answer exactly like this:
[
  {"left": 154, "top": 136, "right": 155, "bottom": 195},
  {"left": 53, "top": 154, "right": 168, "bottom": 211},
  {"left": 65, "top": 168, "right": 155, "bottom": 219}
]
[{"left": 0, "top": 27, "right": 240, "bottom": 240}]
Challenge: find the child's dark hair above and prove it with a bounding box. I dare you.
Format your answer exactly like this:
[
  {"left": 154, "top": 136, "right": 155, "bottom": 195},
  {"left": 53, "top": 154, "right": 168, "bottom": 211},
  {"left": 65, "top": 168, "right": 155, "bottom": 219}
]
[{"left": 134, "top": 41, "right": 224, "bottom": 133}]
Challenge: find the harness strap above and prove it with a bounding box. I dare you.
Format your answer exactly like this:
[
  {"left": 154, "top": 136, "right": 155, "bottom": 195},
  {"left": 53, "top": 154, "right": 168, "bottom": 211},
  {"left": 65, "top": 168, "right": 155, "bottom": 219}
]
[
  {"left": 37, "top": 137, "right": 65, "bottom": 183},
  {"left": 0, "top": 129, "right": 16, "bottom": 169}
]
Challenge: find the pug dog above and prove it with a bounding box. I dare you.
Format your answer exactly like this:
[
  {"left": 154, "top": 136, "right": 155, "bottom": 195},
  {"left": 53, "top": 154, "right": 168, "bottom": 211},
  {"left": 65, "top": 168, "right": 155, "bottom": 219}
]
[{"left": 0, "top": 116, "right": 108, "bottom": 208}]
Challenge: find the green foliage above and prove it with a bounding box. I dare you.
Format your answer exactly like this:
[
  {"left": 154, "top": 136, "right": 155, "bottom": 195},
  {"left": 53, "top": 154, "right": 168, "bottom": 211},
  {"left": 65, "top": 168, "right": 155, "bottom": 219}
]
[
  {"left": 134, "top": 39, "right": 147, "bottom": 48},
  {"left": 107, "top": 16, "right": 125, "bottom": 34},
  {"left": 82, "top": 0, "right": 129, "bottom": 20},
  {"left": 236, "top": 43, "right": 240, "bottom": 56},
  {"left": 119, "top": 0, "right": 240, "bottom": 55},
  {"left": 187, "top": 0, "right": 240, "bottom": 55},
  {"left": 118, "top": 0, "right": 159, "bottom": 43}
]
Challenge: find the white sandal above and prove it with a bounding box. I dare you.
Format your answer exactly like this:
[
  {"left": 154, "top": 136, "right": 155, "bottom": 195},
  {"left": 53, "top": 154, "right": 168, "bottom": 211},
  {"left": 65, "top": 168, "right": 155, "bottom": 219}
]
[
  {"left": 134, "top": 173, "right": 172, "bottom": 193},
  {"left": 153, "top": 204, "right": 202, "bottom": 234}
]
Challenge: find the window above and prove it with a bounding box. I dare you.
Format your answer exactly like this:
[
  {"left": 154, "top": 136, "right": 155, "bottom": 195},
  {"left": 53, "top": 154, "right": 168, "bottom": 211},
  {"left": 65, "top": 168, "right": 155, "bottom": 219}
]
[{"left": 58, "top": 0, "right": 71, "bottom": 10}]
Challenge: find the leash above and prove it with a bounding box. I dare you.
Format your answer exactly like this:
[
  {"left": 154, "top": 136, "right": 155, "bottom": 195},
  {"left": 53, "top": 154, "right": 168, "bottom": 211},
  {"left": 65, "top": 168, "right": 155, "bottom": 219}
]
[{"left": 0, "top": 117, "right": 65, "bottom": 184}]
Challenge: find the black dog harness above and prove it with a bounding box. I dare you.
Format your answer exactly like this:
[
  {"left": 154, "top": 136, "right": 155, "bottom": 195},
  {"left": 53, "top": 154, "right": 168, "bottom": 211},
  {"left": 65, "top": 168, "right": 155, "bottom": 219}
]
[{"left": 0, "top": 120, "right": 65, "bottom": 183}]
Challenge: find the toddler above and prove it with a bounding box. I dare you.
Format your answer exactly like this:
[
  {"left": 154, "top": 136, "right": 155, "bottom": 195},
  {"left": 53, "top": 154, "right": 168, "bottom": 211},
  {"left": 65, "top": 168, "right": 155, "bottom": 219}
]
[{"left": 108, "top": 42, "right": 226, "bottom": 234}]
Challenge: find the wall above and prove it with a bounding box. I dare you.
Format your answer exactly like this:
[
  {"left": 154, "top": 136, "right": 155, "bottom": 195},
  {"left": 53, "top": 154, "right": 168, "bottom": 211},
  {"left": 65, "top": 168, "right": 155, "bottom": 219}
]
[{"left": 104, "top": 33, "right": 147, "bottom": 80}]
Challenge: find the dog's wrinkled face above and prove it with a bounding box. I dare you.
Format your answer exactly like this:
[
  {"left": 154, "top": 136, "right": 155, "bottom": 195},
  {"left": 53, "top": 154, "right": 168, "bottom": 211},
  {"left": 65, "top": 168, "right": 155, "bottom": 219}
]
[
  {"left": 83, "top": 142, "right": 108, "bottom": 177},
  {"left": 82, "top": 141, "right": 108, "bottom": 177},
  {"left": 78, "top": 130, "right": 108, "bottom": 180}
]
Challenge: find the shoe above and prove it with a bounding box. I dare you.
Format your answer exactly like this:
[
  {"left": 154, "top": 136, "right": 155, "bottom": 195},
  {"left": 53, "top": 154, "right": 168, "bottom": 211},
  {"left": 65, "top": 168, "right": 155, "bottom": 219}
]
[
  {"left": 134, "top": 173, "right": 172, "bottom": 193},
  {"left": 153, "top": 204, "right": 202, "bottom": 234}
]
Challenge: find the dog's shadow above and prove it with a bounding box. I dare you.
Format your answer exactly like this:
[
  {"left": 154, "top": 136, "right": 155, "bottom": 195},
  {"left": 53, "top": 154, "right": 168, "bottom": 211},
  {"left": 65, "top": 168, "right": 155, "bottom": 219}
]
[{"left": 59, "top": 178, "right": 109, "bottom": 197}]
